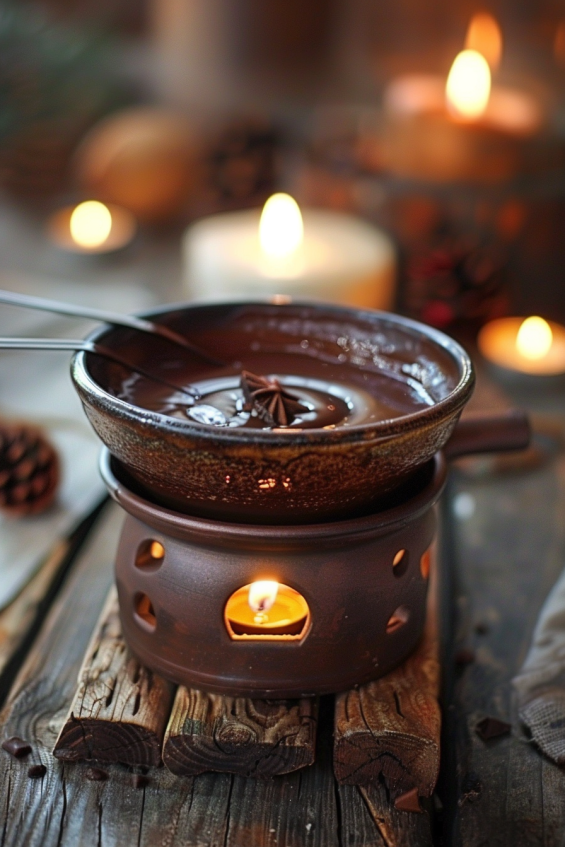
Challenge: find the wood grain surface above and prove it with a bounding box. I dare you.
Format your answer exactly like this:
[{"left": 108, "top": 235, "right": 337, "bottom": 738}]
[
  {"left": 53, "top": 588, "right": 175, "bottom": 767},
  {"left": 164, "top": 686, "right": 317, "bottom": 778},
  {"left": 334, "top": 547, "right": 440, "bottom": 794},
  {"left": 441, "top": 434, "right": 565, "bottom": 846}
]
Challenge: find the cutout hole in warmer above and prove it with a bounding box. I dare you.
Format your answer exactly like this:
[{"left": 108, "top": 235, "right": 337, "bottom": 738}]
[
  {"left": 135, "top": 539, "right": 165, "bottom": 570},
  {"left": 392, "top": 548, "right": 409, "bottom": 577},
  {"left": 420, "top": 548, "right": 431, "bottom": 579},
  {"left": 134, "top": 592, "right": 157, "bottom": 631},
  {"left": 386, "top": 605, "right": 410, "bottom": 634},
  {"left": 225, "top": 582, "right": 310, "bottom": 641}
]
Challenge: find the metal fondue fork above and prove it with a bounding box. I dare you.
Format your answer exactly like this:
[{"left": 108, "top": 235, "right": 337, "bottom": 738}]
[
  {"left": 0, "top": 337, "right": 199, "bottom": 401},
  {"left": 0, "top": 288, "right": 224, "bottom": 367}
]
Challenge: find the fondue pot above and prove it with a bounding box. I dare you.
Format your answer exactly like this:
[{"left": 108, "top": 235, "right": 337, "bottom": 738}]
[
  {"left": 67, "top": 301, "right": 529, "bottom": 697},
  {"left": 71, "top": 301, "right": 496, "bottom": 524}
]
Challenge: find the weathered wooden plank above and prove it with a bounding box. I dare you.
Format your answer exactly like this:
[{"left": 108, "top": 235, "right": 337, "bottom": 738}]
[
  {"left": 441, "top": 438, "right": 565, "bottom": 847},
  {"left": 333, "top": 547, "right": 440, "bottom": 795},
  {"left": 359, "top": 784, "right": 435, "bottom": 847},
  {"left": 163, "top": 687, "right": 317, "bottom": 778},
  {"left": 0, "top": 502, "right": 105, "bottom": 699},
  {"left": 0, "top": 499, "right": 431, "bottom": 847},
  {"left": 0, "top": 539, "right": 70, "bottom": 679},
  {"left": 53, "top": 588, "right": 175, "bottom": 767}
]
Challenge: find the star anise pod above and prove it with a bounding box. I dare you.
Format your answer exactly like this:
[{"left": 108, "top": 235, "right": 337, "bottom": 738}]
[{"left": 240, "top": 371, "right": 309, "bottom": 427}]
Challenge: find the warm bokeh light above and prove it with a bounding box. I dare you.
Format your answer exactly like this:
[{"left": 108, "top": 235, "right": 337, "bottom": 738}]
[
  {"left": 248, "top": 580, "right": 279, "bottom": 615},
  {"left": 516, "top": 317, "right": 553, "bottom": 360},
  {"left": 69, "top": 201, "right": 112, "bottom": 248},
  {"left": 465, "top": 12, "right": 502, "bottom": 70},
  {"left": 446, "top": 50, "right": 491, "bottom": 119},
  {"left": 554, "top": 20, "right": 565, "bottom": 67},
  {"left": 259, "top": 193, "right": 303, "bottom": 260}
]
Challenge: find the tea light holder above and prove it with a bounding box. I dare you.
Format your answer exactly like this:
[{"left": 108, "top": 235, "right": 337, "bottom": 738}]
[
  {"left": 478, "top": 316, "right": 565, "bottom": 376},
  {"left": 47, "top": 200, "right": 137, "bottom": 255},
  {"left": 102, "top": 449, "right": 445, "bottom": 698}
]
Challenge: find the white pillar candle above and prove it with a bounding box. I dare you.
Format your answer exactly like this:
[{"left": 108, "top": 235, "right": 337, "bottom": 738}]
[{"left": 182, "top": 194, "right": 396, "bottom": 309}]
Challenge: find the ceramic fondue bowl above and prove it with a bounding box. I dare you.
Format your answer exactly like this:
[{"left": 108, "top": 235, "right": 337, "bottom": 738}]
[{"left": 71, "top": 301, "right": 475, "bottom": 523}]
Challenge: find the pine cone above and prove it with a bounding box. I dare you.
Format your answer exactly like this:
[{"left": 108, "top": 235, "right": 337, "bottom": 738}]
[
  {"left": 0, "top": 422, "right": 59, "bottom": 517},
  {"left": 404, "top": 240, "right": 509, "bottom": 331}
]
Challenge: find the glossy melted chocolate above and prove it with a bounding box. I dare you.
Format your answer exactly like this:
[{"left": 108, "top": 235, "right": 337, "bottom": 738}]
[{"left": 118, "top": 343, "right": 432, "bottom": 430}]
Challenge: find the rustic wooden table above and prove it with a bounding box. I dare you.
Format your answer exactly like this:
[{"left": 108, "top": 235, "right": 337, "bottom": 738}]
[{"left": 1, "top": 380, "right": 564, "bottom": 847}]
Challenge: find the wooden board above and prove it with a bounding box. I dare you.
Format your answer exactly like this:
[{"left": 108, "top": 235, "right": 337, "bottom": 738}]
[
  {"left": 164, "top": 687, "right": 317, "bottom": 778},
  {"left": 440, "top": 439, "right": 565, "bottom": 845},
  {"left": 0, "top": 501, "right": 434, "bottom": 847},
  {"left": 0, "top": 502, "right": 105, "bottom": 700},
  {"left": 53, "top": 588, "right": 176, "bottom": 767}
]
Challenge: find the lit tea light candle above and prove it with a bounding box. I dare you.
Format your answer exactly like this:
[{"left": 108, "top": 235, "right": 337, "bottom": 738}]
[
  {"left": 248, "top": 580, "right": 279, "bottom": 624},
  {"left": 182, "top": 193, "right": 396, "bottom": 309},
  {"left": 381, "top": 15, "right": 543, "bottom": 183},
  {"left": 478, "top": 316, "right": 565, "bottom": 375},
  {"left": 47, "top": 200, "right": 137, "bottom": 255},
  {"left": 445, "top": 50, "right": 491, "bottom": 120},
  {"left": 224, "top": 581, "right": 310, "bottom": 638}
]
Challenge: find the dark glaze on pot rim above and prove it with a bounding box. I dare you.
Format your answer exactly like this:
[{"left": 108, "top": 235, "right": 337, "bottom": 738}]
[{"left": 71, "top": 300, "right": 475, "bottom": 448}]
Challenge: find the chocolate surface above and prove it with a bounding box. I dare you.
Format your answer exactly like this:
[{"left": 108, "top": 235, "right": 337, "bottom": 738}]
[{"left": 109, "top": 309, "right": 444, "bottom": 431}]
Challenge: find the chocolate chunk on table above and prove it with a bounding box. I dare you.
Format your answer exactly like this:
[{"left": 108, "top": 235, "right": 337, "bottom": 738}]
[{"left": 2, "top": 736, "right": 31, "bottom": 758}]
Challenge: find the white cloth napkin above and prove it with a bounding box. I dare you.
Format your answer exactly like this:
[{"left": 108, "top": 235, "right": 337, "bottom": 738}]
[
  {"left": 0, "top": 271, "right": 157, "bottom": 609},
  {"left": 513, "top": 566, "right": 565, "bottom": 764}
]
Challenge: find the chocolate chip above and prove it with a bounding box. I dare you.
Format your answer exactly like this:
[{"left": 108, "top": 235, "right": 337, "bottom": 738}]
[
  {"left": 475, "top": 716, "right": 511, "bottom": 741},
  {"left": 458, "top": 773, "right": 482, "bottom": 805},
  {"left": 132, "top": 774, "right": 150, "bottom": 789},
  {"left": 455, "top": 648, "right": 475, "bottom": 667},
  {"left": 27, "top": 764, "right": 46, "bottom": 779},
  {"left": 86, "top": 767, "right": 108, "bottom": 782},
  {"left": 2, "top": 736, "right": 32, "bottom": 758},
  {"left": 394, "top": 787, "right": 422, "bottom": 813}
]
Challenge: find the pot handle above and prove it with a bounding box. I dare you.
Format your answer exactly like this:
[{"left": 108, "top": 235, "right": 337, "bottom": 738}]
[{"left": 444, "top": 409, "right": 531, "bottom": 460}]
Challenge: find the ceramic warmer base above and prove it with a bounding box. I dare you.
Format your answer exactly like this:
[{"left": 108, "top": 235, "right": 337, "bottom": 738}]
[{"left": 101, "top": 449, "right": 446, "bottom": 698}]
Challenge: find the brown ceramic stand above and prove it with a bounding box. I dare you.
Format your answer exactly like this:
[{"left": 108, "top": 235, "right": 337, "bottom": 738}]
[{"left": 100, "top": 449, "right": 447, "bottom": 699}]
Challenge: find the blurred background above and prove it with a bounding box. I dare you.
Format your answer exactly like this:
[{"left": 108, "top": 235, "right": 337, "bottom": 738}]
[{"left": 1, "top": 0, "right": 565, "bottom": 324}]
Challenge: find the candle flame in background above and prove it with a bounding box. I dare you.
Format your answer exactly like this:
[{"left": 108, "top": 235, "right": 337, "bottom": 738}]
[
  {"left": 516, "top": 317, "right": 553, "bottom": 360},
  {"left": 446, "top": 50, "right": 491, "bottom": 119},
  {"left": 70, "top": 201, "right": 112, "bottom": 248},
  {"left": 248, "top": 581, "right": 279, "bottom": 622},
  {"left": 259, "top": 193, "right": 303, "bottom": 260},
  {"left": 465, "top": 12, "right": 502, "bottom": 70}
]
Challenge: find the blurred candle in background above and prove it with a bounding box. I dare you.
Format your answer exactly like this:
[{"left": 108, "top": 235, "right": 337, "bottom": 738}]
[
  {"left": 478, "top": 316, "right": 565, "bottom": 375},
  {"left": 182, "top": 193, "right": 396, "bottom": 308},
  {"left": 381, "top": 14, "right": 543, "bottom": 183},
  {"left": 47, "top": 200, "right": 137, "bottom": 255}
]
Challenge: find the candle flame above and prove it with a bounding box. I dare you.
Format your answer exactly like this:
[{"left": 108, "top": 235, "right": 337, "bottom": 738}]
[
  {"left": 465, "top": 12, "right": 502, "bottom": 70},
  {"left": 259, "top": 193, "right": 303, "bottom": 260},
  {"left": 446, "top": 50, "right": 491, "bottom": 119},
  {"left": 248, "top": 581, "right": 279, "bottom": 615},
  {"left": 516, "top": 316, "right": 553, "bottom": 360},
  {"left": 70, "top": 201, "right": 112, "bottom": 248}
]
